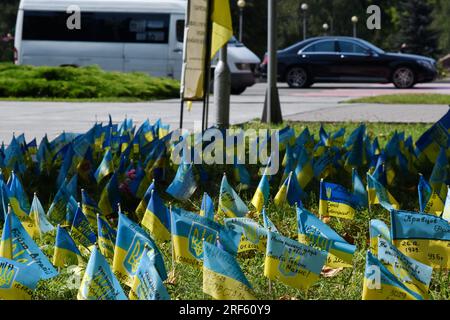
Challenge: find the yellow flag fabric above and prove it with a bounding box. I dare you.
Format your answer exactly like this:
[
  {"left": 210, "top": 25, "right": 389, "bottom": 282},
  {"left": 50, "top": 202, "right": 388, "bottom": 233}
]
[{"left": 211, "top": 0, "right": 233, "bottom": 59}]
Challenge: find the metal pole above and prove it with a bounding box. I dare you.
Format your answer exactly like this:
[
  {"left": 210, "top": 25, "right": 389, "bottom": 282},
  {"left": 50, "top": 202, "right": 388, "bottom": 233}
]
[
  {"left": 353, "top": 23, "right": 357, "bottom": 38},
  {"left": 202, "top": 0, "right": 214, "bottom": 132},
  {"left": 239, "top": 8, "right": 244, "bottom": 42},
  {"left": 214, "top": 45, "right": 231, "bottom": 129},
  {"left": 303, "top": 11, "right": 307, "bottom": 40},
  {"left": 262, "top": 0, "right": 283, "bottom": 124}
]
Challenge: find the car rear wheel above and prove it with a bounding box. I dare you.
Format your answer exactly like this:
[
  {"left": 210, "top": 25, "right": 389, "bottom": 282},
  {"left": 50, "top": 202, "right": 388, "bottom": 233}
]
[
  {"left": 286, "top": 67, "right": 311, "bottom": 88},
  {"left": 392, "top": 67, "right": 415, "bottom": 89}
]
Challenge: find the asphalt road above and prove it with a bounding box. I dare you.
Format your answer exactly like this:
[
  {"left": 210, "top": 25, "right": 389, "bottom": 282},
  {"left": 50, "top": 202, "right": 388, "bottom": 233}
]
[{"left": 0, "top": 82, "right": 449, "bottom": 144}]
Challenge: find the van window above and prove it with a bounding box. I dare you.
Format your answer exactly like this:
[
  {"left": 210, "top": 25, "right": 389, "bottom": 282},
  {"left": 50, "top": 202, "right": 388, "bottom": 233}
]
[
  {"left": 176, "top": 20, "right": 185, "bottom": 42},
  {"left": 22, "top": 11, "right": 170, "bottom": 44}
]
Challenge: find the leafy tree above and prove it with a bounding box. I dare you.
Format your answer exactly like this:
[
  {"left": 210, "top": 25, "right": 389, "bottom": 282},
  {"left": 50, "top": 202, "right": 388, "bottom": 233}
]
[{"left": 397, "top": 0, "right": 440, "bottom": 57}]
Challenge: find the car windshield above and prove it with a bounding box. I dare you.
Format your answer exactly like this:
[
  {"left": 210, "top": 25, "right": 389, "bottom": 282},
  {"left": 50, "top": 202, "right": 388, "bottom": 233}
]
[
  {"left": 358, "top": 39, "right": 385, "bottom": 54},
  {"left": 228, "top": 36, "right": 244, "bottom": 47}
]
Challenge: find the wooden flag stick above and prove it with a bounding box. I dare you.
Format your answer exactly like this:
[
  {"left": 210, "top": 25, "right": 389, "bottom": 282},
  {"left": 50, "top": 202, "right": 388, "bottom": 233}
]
[
  {"left": 268, "top": 279, "right": 272, "bottom": 295},
  {"left": 169, "top": 205, "right": 175, "bottom": 275}
]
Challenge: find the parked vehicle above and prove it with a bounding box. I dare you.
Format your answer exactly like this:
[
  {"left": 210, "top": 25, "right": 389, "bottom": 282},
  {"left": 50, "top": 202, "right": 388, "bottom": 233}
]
[
  {"left": 260, "top": 36, "right": 438, "bottom": 89},
  {"left": 15, "top": 0, "right": 260, "bottom": 94}
]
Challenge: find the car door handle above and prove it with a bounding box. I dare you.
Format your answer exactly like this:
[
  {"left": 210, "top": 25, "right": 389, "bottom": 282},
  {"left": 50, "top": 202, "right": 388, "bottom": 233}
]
[
  {"left": 301, "top": 54, "right": 307, "bottom": 58},
  {"left": 340, "top": 54, "right": 345, "bottom": 59},
  {"left": 173, "top": 48, "right": 183, "bottom": 53}
]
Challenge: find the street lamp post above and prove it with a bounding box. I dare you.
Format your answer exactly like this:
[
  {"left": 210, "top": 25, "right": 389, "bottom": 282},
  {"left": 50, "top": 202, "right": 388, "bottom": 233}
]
[
  {"left": 301, "top": 3, "right": 308, "bottom": 40},
  {"left": 351, "top": 16, "right": 358, "bottom": 38},
  {"left": 237, "top": 0, "right": 246, "bottom": 42},
  {"left": 322, "top": 23, "right": 329, "bottom": 36},
  {"left": 262, "top": 0, "right": 283, "bottom": 124}
]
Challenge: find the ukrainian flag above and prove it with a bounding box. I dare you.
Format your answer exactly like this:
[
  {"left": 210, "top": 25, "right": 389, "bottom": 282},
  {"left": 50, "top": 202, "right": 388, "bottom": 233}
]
[
  {"left": 94, "top": 149, "right": 114, "bottom": 184},
  {"left": 224, "top": 217, "right": 268, "bottom": 253},
  {"left": 0, "top": 258, "right": 40, "bottom": 300},
  {"left": 141, "top": 190, "right": 171, "bottom": 242},
  {"left": 97, "top": 214, "right": 116, "bottom": 260},
  {"left": 28, "top": 194, "right": 54, "bottom": 238},
  {"left": 264, "top": 231, "right": 327, "bottom": 291},
  {"left": 171, "top": 207, "right": 240, "bottom": 268},
  {"left": 0, "top": 212, "right": 12, "bottom": 259},
  {"left": 262, "top": 208, "right": 279, "bottom": 233},
  {"left": 415, "top": 109, "right": 450, "bottom": 162},
  {"left": 297, "top": 206, "right": 356, "bottom": 268},
  {"left": 81, "top": 189, "right": 101, "bottom": 227},
  {"left": 363, "top": 252, "right": 423, "bottom": 300},
  {"left": 274, "top": 171, "right": 303, "bottom": 206},
  {"left": 391, "top": 210, "right": 450, "bottom": 269},
  {"left": 113, "top": 213, "right": 167, "bottom": 287},
  {"left": 218, "top": 174, "right": 248, "bottom": 218},
  {"left": 377, "top": 236, "right": 432, "bottom": 299},
  {"left": 200, "top": 192, "right": 215, "bottom": 221},
  {"left": 418, "top": 174, "right": 444, "bottom": 216},
  {"left": 295, "top": 148, "right": 314, "bottom": 189},
  {"left": 352, "top": 168, "right": 368, "bottom": 208},
  {"left": 233, "top": 158, "right": 251, "bottom": 191},
  {"left": 77, "top": 146, "right": 95, "bottom": 183},
  {"left": 251, "top": 171, "right": 269, "bottom": 213},
  {"left": 78, "top": 246, "right": 127, "bottom": 300},
  {"left": 442, "top": 187, "right": 450, "bottom": 222},
  {"left": 6, "top": 172, "right": 29, "bottom": 219},
  {"left": 129, "top": 247, "right": 170, "bottom": 300},
  {"left": 319, "top": 180, "right": 357, "bottom": 220},
  {"left": 47, "top": 181, "right": 72, "bottom": 224},
  {"left": 71, "top": 206, "right": 97, "bottom": 248},
  {"left": 367, "top": 174, "right": 400, "bottom": 211},
  {"left": 166, "top": 162, "right": 197, "bottom": 201},
  {"left": 429, "top": 147, "right": 448, "bottom": 201},
  {"left": 203, "top": 242, "right": 255, "bottom": 300},
  {"left": 98, "top": 172, "right": 121, "bottom": 217},
  {"left": 135, "top": 180, "right": 155, "bottom": 219},
  {"left": 53, "top": 225, "right": 83, "bottom": 268},
  {"left": 369, "top": 219, "right": 391, "bottom": 255}
]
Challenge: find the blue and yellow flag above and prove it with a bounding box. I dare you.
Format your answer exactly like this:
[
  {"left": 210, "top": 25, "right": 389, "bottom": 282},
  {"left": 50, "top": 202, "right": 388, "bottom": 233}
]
[
  {"left": 166, "top": 162, "right": 197, "bottom": 201},
  {"left": 129, "top": 247, "right": 170, "bottom": 300},
  {"left": 264, "top": 231, "right": 327, "bottom": 291},
  {"left": 53, "top": 225, "right": 83, "bottom": 268},
  {"left": 113, "top": 213, "right": 167, "bottom": 287},
  {"left": 211, "top": 0, "right": 233, "bottom": 58},
  {"left": 94, "top": 149, "right": 114, "bottom": 184},
  {"left": 0, "top": 257, "right": 40, "bottom": 300},
  {"left": 141, "top": 190, "right": 171, "bottom": 242},
  {"left": 367, "top": 173, "right": 400, "bottom": 211},
  {"left": 1, "top": 212, "right": 58, "bottom": 280},
  {"left": 415, "top": 109, "right": 450, "bottom": 162},
  {"left": 418, "top": 174, "right": 444, "bottom": 216},
  {"left": 203, "top": 241, "right": 255, "bottom": 300},
  {"left": 171, "top": 207, "right": 240, "bottom": 268},
  {"left": 352, "top": 168, "right": 368, "bottom": 208},
  {"left": 6, "top": 172, "right": 29, "bottom": 219},
  {"left": 391, "top": 210, "right": 449, "bottom": 269},
  {"left": 297, "top": 206, "right": 356, "bottom": 268},
  {"left": 47, "top": 181, "right": 72, "bottom": 224},
  {"left": 429, "top": 147, "right": 448, "bottom": 201},
  {"left": 369, "top": 219, "right": 391, "bottom": 255},
  {"left": 81, "top": 189, "right": 101, "bottom": 227},
  {"left": 71, "top": 206, "right": 97, "bottom": 248},
  {"left": 97, "top": 214, "right": 116, "bottom": 260},
  {"left": 319, "top": 180, "right": 357, "bottom": 220},
  {"left": 28, "top": 193, "right": 54, "bottom": 238},
  {"left": 233, "top": 160, "right": 251, "bottom": 191},
  {"left": 251, "top": 170, "right": 269, "bottom": 213},
  {"left": 135, "top": 180, "right": 155, "bottom": 219},
  {"left": 218, "top": 174, "right": 248, "bottom": 218},
  {"left": 224, "top": 217, "right": 269, "bottom": 253},
  {"left": 0, "top": 211, "right": 12, "bottom": 259},
  {"left": 274, "top": 171, "right": 303, "bottom": 206},
  {"left": 200, "top": 192, "right": 215, "bottom": 221},
  {"left": 78, "top": 246, "right": 127, "bottom": 300},
  {"left": 98, "top": 172, "right": 121, "bottom": 217},
  {"left": 362, "top": 251, "right": 423, "bottom": 300},
  {"left": 377, "top": 237, "right": 432, "bottom": 299},
  {"left": 295, "top": 148, "right": 314, "bottom": 189}
]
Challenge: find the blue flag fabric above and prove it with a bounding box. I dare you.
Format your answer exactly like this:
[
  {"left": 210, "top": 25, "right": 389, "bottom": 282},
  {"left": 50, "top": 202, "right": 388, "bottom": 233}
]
[{"left": 166, "top": 162, "right": 197, "bottom": 201}]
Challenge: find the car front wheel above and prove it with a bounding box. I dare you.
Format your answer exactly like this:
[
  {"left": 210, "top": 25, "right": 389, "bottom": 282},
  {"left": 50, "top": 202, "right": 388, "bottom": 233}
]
[
  {"left": 392, "top": 67, "right": 415, "bottom": 89},
  {"left": 286, "top": 67, "right": 311, "bottom": 88}
]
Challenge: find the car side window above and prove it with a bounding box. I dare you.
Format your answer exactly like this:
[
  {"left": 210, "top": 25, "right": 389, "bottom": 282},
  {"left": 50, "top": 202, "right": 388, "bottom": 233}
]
[
  {"left": 176, "top": 20, "right": 185, "bottom": 42},
  {"left": 303, "top": 41, "right": 336, "bottom": 53},
  {"left": 338, "top": 41, "right": 368, "bottom": 54}
]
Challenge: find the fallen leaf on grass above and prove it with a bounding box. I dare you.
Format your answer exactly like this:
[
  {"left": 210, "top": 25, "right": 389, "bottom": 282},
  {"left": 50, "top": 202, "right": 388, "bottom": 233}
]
[{"left": 321, "top": 267, "right": 344, "bottom": 278}]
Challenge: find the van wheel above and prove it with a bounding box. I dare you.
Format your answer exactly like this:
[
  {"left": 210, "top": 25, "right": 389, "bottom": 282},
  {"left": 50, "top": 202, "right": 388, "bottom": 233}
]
[
  {"left": 286, "top": 66, "right": 311, "bottom": 88},
  {"left": 231, "top": 86, "right": 247, "bottom": 95},
  {"left": 392, "top": 67, "right": 415, "bottom": 89}
]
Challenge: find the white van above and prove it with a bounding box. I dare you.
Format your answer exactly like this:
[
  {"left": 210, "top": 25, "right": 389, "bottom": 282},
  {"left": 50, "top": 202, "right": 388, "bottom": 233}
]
[{"left": 14, "top": 0, "right": 260, "bottom": 94}]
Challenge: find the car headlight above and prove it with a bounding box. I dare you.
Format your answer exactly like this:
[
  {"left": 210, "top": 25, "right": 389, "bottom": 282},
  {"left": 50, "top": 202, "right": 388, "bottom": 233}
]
[
  {"left": 417, "top": 60, "right": 435, "bottom": 70},
  {"left": 235, "top": 63, "right": 251, "bottom": 71}
]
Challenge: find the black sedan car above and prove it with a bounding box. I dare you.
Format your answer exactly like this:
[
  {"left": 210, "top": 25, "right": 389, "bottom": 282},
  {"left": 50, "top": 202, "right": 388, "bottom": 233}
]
[{"left": 260, "top": 37, "right": 438, "bottom": 89}]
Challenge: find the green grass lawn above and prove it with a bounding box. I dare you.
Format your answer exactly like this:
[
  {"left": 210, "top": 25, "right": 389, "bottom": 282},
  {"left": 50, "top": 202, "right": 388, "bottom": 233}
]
[
  {"left": 345, "top": 94, "right": 450, "bottom": 105},
  {"left": 0, "top": 63, "right": 180, "bottom": 101},
  {"left": 28, "top": 121, "right": 449, "bottom": 300}
]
